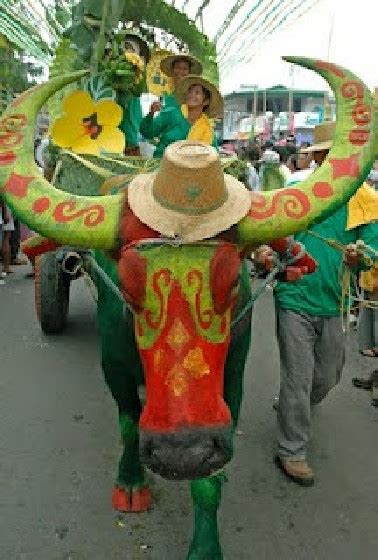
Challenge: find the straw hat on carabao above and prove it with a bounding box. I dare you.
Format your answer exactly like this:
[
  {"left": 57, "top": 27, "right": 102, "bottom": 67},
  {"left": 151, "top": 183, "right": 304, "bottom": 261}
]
[
  {"left": 301, "top": 121, "right": 335, "bottom": 153},
  {"left": 128, "top": 141, "right": 251, "bottom": 242},
  {"left": 175, "top": 75, "right": 224, "bottom": 118},
  {"left": 160, "top": 53, "right": 203, "bottom": 77}
]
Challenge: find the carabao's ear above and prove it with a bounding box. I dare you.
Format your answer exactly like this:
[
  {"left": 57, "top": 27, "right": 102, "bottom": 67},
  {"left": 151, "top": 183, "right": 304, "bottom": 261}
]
[
  {"left": 210, "top": 243, "right": 240, "bottom": 315},
  {"left": 237, "top": 57, "right": 376, "bottom": 246},
  {"left": 0, "top": 71, "right": 124, "bottom": 250}
]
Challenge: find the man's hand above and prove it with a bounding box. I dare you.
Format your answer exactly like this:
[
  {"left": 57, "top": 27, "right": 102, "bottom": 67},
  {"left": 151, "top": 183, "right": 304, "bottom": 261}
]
[
  {"left": 254, "top": 244, "right": 274, "bottom": 270},
  {"left": 344, "top": 243, "right": 360, "bottom": 267},
  {"left": 149, "top": 101, "right": 161, "bottom": 116}
]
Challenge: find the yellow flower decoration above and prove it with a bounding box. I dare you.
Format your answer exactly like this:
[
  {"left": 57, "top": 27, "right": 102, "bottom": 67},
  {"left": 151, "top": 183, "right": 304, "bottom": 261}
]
[{"left": 50, "top": 90, "right": 125, "bottom": 156}]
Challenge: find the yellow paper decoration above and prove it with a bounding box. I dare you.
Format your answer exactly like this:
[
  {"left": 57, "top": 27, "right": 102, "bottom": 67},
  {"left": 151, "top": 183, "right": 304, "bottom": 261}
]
[
  {"left": 50, "top": 90, "right": 125, "bottom": 156},
  {"left": 146, "top": 49, "right": 174, "bottom": 96}
]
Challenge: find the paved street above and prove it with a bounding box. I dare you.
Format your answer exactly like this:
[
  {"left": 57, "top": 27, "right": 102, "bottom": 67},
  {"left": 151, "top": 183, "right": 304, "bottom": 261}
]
[{"left": 1, "top": 268, "right": 377, "bottom": 560}]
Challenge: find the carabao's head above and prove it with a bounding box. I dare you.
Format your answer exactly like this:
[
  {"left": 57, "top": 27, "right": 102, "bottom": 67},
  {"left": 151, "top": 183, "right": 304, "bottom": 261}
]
[
  {"left": 120, "top": 142, "right": 252, "bottom": 479},
  {"left": 118, "top": 240, "right": 241, "bottom": 479}
]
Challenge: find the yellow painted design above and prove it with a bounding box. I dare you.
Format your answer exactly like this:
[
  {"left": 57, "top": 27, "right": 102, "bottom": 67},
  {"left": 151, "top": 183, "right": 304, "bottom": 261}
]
[
  {"left": 167, "top": 318, "right": 190, "bottom": 352},
  {"left": 146, "top": 48, "right": 174, "bottom": 96},
  {"left": 124, "top": 51, "right": 145, "bottom": 84},
  {"left": 166, "top": 363, "right": 188, "bottom": 397},
  {"left": 50, "top": 90, "right": 125, "bottom": 155},
  {"left": 183, "top": 347, "right": 210, "bottom": 379}
]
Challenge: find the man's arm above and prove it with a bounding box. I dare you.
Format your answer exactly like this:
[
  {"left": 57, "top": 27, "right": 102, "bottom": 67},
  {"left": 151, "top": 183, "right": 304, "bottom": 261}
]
[{"left": 140, "top": 103, "right": 168, "bottom": 140}]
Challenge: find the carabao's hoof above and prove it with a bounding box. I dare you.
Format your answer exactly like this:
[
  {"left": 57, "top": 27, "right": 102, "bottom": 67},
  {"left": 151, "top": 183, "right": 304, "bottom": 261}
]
[
  {"left": 187, "top": 550, "right": 223, "bottom": 560},
  {"left": 131, "top": 487, "right": 152, "bottom": 512},
  {"left": 112, "top": 486, "right": 131, "bottom": 512},
  {"left": 112, "top": 486, "right": 152, "bottom": 513}
]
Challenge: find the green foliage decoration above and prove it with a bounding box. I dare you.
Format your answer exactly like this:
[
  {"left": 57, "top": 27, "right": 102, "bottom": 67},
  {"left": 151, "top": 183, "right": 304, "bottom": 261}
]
[
  {"left": 63, "top": 0, "right": 218, "bottom": 84},
  {"left": 48, "top": 38, "right": 81, "bottom": 121}
]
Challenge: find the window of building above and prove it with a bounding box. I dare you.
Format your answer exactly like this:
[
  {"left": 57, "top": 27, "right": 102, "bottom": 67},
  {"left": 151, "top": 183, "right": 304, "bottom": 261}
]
[{"left": 293, "top": 97, "right": 302, "bottom": 112}]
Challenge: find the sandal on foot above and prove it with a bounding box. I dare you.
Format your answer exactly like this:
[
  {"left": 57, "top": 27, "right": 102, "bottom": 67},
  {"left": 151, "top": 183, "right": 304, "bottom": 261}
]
[
  {"left": 359, "top": 349, "right": 378, "bottom": 358},
  {"left": 12, "top": 257, "right": 28, "bottom": 265},
  {"left": 275, "top": 456, "right": 315, "bottom": 487},
  {"left": 352, "top": 377, "right": 373, "bottom": 390}
]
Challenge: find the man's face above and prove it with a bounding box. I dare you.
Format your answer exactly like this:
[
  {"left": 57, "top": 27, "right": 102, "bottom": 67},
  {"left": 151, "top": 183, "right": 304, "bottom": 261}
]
[
  {"left": 298, "top": 152, "right": 310, "bottom": 170},
  {"left": 172, "top": 60, "right": 191, "bottom": 83},
  {"left": 313, "top": 149, "right": 329, "bottom": 166}
]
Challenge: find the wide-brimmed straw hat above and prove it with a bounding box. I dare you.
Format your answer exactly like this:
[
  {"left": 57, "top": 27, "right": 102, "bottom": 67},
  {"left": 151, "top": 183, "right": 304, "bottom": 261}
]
[
  {"left": 175, "top": 75, "right": 224, "bottom": 118},
  {"left": 160, "top": 54, "right": 203, "bottom": 77},
  {"left": 128, "top": 141, "right": 251, "bottom": 242},
  {"left": 300, "top": 121, "right": 335, "bottom": 153}
]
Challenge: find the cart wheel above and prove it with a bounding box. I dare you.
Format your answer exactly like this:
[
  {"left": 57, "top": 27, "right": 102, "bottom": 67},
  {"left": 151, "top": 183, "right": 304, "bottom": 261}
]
[{"left": 35, "top": 252, "right": 70, "bottom": 334}]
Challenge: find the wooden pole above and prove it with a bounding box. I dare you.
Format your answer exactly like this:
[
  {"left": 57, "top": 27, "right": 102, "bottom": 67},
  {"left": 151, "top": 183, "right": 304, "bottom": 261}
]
[{"left": 91, "top": 0, "right": 110, "bottom": 74}]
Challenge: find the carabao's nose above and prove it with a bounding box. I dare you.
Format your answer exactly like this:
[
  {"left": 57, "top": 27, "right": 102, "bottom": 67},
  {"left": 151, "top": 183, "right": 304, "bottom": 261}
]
[{"left": 139, "top": 426, "right": 232, "bottom": 480}]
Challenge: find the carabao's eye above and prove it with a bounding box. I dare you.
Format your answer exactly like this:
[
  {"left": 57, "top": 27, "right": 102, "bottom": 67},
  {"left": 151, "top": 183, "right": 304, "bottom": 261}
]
[
  {"left": 210, "top": 244, "right": 241, "bottom": 315},
  {"left": 118, "top": 248, "right": 147, "bottom": 312}
]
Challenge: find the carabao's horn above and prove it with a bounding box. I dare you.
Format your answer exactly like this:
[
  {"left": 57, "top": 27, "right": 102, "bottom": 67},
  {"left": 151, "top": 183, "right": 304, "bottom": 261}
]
[
  {"left": 237, "top": 58, "right": 377, "bottom": 246},
  {"left": 0, "top": 71, "right": 124, "bottom": 250}
]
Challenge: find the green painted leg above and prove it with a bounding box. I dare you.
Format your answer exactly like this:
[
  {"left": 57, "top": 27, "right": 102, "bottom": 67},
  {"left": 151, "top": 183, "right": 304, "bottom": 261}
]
[
  {"left": 112, "top": 412, "right": 152, "bottom": 512},
  {"left": 117, "top": 412, "right": 145, "bottom": 489},
  {"left": 187, "top": 474, "right": 224, "bottom": 560},
  {"left": 94, "top": 251, "right": 150, "bottom": 511}
]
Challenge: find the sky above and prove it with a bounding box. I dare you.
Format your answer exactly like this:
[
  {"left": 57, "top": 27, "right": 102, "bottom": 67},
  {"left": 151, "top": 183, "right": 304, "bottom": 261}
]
[
  {"left": 179, "top": 0, "right": 378, "bottom": 94},
  {"left": 22, "top": 0, "right": 378, "bottom": 95}
]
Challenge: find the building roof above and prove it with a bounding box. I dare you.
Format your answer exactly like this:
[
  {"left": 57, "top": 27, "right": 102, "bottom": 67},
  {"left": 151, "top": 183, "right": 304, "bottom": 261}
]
[{"left": 224, "top": 87, "right": 327, "bottom": 99}]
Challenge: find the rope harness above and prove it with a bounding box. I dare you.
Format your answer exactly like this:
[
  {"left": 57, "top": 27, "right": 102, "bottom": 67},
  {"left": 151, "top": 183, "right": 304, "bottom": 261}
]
[
  {"left": 305, "top": 230, "right": 378, "bottom": 332},
  {"left": 57, "top": 234, "right": 377, "bottom": 334},
  {"left": 62, "top": 237, "right": 308, "bottom": 329}
]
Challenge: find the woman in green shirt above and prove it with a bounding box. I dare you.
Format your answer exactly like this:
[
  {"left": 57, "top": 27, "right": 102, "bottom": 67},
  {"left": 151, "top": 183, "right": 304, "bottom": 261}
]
[
  {"left": 140, "top": 76, "right": 223, "bottom": 158},
  {"left": 159, "top": 54, "right": 203, "bottom": 110}
]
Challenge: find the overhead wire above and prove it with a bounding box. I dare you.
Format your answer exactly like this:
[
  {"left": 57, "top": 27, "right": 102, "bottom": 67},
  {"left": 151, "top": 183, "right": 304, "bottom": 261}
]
[
  {"left": 216, "top": 0, "right": 272, "bottom": 54},
  {"left": 218, "top": 0, "right": 290, "bottom": 62},
  {"left": 195, "top": 0, "right": 212, "bottom": 22},
  {"left": 220, "top": 0, "right": 317, "bottom": 76},
  {"left": 221, "top": 0, "right": 322, "bottom": 79},
  {"left": 213, "top": 0, "right": 249, "bottom": 43}
]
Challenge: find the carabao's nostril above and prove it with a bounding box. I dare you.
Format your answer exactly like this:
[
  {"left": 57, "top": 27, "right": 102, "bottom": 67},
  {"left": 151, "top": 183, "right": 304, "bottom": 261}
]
[{"left": 139, "top": 426, "right": 232, "bottom": 480}]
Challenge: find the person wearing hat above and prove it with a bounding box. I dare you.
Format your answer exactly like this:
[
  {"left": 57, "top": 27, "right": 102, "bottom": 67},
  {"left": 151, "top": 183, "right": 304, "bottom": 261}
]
[
  {"left": 159, "top": 53, "right": 203, "bottom": 110},
  {"left": 140, "top": 75, "right": 223, "bottom": 158},
  {"left": 114, "top": 33, "right": 151, "bottom": 156},
  {"left": 273, "top": 121, "right": 378, "bottom": 486}
]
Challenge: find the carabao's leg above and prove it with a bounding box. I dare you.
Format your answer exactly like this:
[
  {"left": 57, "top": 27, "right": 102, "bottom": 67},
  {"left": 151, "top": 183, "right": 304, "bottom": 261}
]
[
  {"left": 187, "top": 474, "right": 224, "bottom": 560},
  {"left": 223, "top": 312, "right": 252, "bottom": 430},
  {"left": 187, "top": 261, "right": 253, "bottom": 557},
  {"left": 187, "top": 306, "right": 252, "bottom": 558},
  {"left": 95, "top": 252, "right": 151, "bottom": 512}
]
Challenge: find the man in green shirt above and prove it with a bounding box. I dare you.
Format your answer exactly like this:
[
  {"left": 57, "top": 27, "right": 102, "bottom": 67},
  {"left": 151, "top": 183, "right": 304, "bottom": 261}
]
[
  {"left": 116, "top": 33, "right": 151, "bottom": 155},
  {"left": 274, "top": 124, "right": 378, "bottom": 486},
  {"left": 160, "top": 54, "right": 203, "bottom": 110}
]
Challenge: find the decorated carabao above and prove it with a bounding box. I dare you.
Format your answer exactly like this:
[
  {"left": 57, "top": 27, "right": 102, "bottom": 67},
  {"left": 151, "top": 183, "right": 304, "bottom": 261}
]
[{"left": 0, "top": 58, "right": 376, "bottom": 559}]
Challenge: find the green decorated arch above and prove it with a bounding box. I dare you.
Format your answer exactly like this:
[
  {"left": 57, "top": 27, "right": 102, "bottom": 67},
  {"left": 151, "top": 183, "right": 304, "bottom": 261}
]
[{"left": 64, "top": 0, "right": 218, "bottom": 83}]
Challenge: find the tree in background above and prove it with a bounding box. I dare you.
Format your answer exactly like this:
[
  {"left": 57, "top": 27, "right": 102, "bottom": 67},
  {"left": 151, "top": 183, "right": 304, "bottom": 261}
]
[{"left": 0, "top": 34, "right": 43, "bottom": 115}]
